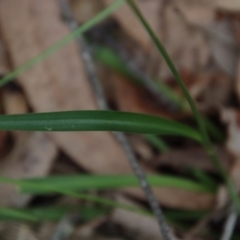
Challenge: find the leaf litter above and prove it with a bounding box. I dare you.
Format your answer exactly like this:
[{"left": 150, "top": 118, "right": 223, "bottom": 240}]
[{"left": 0, "top": 0, "right": 240, "bottom": 239}]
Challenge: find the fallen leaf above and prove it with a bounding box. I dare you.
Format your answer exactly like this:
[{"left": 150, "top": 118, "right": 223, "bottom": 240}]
[
  {"left": 103, "top": 0, "right": 161, "bottom": 52},
  {"left": 173, "top": 69, "right": 232, "bottom": 113},
  {"left": 123, "top": 187, "right": 215, "bottom": 210},
  {"left": 17, "top": 225, "right": 39, "bottom": 240},
  {"left": 69, "top": 0, "right": 104, "bottom": 23},
  {"left": 112, "top": 195, "right": 179, "bottom": 240},
  {"left": 235, "top": 21, "right": 240, "bottom": 99},
  {"left": 222, "top": 109, "right": 240, "bottom": 158},
  {"left": 173, "top": 0, "right": 215, "bottom": 27},
  {"left": 157, "top": 2, "right": 210, "bottom": 81},
  {"left": 72, "top": 217, "right": 107, "bottom": 239},
  {"left": 0, "top": 224, "right": 38, "bottom": 240},
  {"left": 128, "top": 135, "right": 154, "bottom": 162},
  {"left": 0, "top": 41, "right": 9, "bottom": 76},
  {"left": 155, "top": 146, "right": 233, "bottom": 173},
  {"left": 216, "top": 0, "right": 240, "bottom": 12},
  {"left": 216, "top": 185, "right": 228, "bottom": 209},
  {"left": 0, "top": 0, "right": 132, "bottom": 175},
  {"left": 2, "top": 89, "right": 29, "bottom": 115},
  {"left": 0, "top": 90, "right": 57, "bottom": 207},
  {"left": 0, "top": 132, "right": 57, "bottom": 207},
  {"left": 112, "top": 73, "right": 178, "bottom": 119},
  {"left": 207, "top": 19, "right": 239, "bottom": 77},
  {"left": 104, "top": 1, "right": 212, "bottom": 110},
  {"left": 189, "top": 71, "right": 231, "bottom": 112},
  {"left": 222, "top": 109, "right": 240, "bottom": 190}
]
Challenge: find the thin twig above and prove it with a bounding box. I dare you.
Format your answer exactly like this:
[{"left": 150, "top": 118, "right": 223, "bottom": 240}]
[
  {"left": 57, "top": 1, "right": 173, "bottom": 239},
  {"left": 220, "top": 206, "right": 238, "bottom": 240}
]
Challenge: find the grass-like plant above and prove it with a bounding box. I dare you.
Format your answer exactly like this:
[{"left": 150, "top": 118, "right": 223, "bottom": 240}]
[
  {"left": 0, "top": 0, "right": 237, "bottom": 239},
  {"left": 126, "top": 0, "right": 239, "bottom": 202}
]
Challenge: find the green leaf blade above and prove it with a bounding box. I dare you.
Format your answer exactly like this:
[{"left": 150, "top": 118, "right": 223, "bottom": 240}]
[
  {"left": 0, "top": 110, "right": 202, "bottom": 142},
  {"left": 17, "top": 174, "right": 214, "bottom": 194}
]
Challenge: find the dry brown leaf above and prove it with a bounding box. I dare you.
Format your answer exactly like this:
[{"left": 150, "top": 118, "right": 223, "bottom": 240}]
[
  {"left": 69, "top": 0, "right": 104, "bottom": 24},
  {"left": 173, "top": 0, "right": 215, "bottom": 27},
  {"left": 236, "top": 27, "right": 240, "bottom": 99},
  {"left": 112, "top": 73, "right": 180, "bottom": 119},
  {"left": 230, "top": 160, "right": 240, "bottom": 196},
  {"left": 0, "top": 0, "right": 132, "bottom": 175},
  {"left": 72, "top": 217, "right": 106, "bottom": 240},
  {"left": 220, "top": 109, "right": 240, "bottom": 209},
  {"left": 0, "top": 89, "right": 57, "bottom": 207},
  {"left": 207, "top": 20, "right": 239, "bottom": 77},
  {"left": 0, "top": 224, "right": 39, "bottom": 240},
  {"left": 0, "top": 132, "right": 57, "bottom": 207},
  {"left": 181, "top": 0, "right": 240, "bottom": 12},
  {"left": 0, "top": 130, "right": 8, "bottom": 161},
  {"left": 221, "top": 109, "right": 240, "bottom": 190},
  {"left": 112, "top": 196, "right": 163, "bottom": 240},
  {"left": 189, "top": 71, "right": 231, "bottom": 112},
  {"left": 113, "top": 210, "right": 162, "bottom": 240},
  {"left": 128, "top": 135, "right": 154, "bottom": 162},
  {"left": 216, "top": 185, "right": 228, "bottom": 209},
  {"left": 103, "top": 0, "right": 161, "bottom": 52},
  {"left": 0, "top": 41, "right": 9, "bottom": 76},
  {"left": 156, "top": 146, "right": 233, "bottom": 173},
  {"left": 112, "top": 195, "right": 179, "bottom": 240},
  {"left": 173, "top": 69, "right": 232, "bottom": 113},
  {"left": 123, "top": 187, "right": 215, "bottom": 210},
  {"left": 2, "top": 89, "right": 29, "bottom": 115},
  {"left": 156, "top": 2, "right": 209, "bottom": 81},
  {"left": 216, "top": 0, "right": 240, "bottom": 12},
  {"left": 222, "top": 109, "right": 240, "bottom": 158},
  {"left": 105, "top": 0, "right": 210, "bottom": 80},
  {"left": 17, "top": 226, "right": 39, "bottom": 240}
]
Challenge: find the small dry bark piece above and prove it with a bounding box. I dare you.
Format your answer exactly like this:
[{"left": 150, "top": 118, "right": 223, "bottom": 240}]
[{"left": 0, "top": 0, "right": 131, "bottom": 175}]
